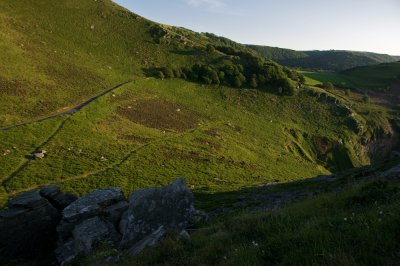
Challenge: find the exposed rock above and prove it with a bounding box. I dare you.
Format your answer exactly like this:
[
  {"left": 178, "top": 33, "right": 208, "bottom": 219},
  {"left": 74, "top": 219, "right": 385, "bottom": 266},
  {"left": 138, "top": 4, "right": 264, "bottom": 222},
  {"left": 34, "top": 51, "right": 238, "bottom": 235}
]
[
  {"left": 55, "top": 241, "right": 77, "bottom": 266},
  {"left": 1, "top": 179, "right": 204, "bottom": 263},
  {"left": 73, "top": 217, "right": 121, "bottom": 254},
  {"left": 40, "top": 185, "right": 77, "bottom": 211},
  {"left": 381, "top": 164, "right": 400, "bottom": 179},
  {"left": 103, "top": 200, "right": 129, "bottom": 228},
  {"left": 127, "top": 226, "right": 166, "bottom": 256},
  {"left": 179, "top": 229, "right": 191, "bottom": 242},
  {"left": 57, "top": 188, "right": 125, "bottom": 240},
  {"left": 120, "top": 178, "right": 197, "bottom": 250},
  {"left": 0, "top": 190, "right": 60, "bottom": 258}
]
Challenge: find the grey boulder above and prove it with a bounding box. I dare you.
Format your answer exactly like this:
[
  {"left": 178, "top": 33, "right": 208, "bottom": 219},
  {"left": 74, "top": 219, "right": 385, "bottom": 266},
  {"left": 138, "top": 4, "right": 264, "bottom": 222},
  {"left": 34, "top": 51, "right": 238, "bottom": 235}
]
[
  {"left": 57, "top": 188, "right": 125, "bottom": 240},
  {"left": 120, "top": 178, "right": 198, "bottom": 251}
]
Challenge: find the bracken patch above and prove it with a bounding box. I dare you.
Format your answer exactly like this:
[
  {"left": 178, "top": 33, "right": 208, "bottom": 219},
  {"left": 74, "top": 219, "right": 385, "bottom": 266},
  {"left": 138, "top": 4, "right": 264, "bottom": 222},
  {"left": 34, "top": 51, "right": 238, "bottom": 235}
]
[{"left": 118, "top": 99, "right": 201, "bottom": 132}]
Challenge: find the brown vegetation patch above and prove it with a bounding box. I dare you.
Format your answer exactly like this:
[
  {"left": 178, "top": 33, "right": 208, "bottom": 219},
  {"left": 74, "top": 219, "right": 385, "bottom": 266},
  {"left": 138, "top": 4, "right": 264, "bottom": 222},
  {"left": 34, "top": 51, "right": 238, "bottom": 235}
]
[
  {"left": 162, "top": 146, "right": 211, "bottom": 163},
  {"left": 121, "top": 135, "right": 152, "bottom": 144},
  {"left": 118, "top": 99, "right": 200, "bottom": 132},
  {"left": 0, "top": 77, "right": 27, "bottom": 96},
  {"left": 313, "top": 137, "right": 337, "bottom": 155},
  {"left": 204, "top": 128, "right": 221, "bottom": 138},
  {"left": 193, "top": 137, "right": 222, "bottom": 151}
]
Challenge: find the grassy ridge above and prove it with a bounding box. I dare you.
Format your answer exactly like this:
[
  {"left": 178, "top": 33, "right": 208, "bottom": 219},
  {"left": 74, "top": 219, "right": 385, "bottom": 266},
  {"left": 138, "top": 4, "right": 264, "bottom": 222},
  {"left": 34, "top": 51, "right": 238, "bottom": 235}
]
[{"left": 248, "top": 45, "right": 399, "bottom": 71}]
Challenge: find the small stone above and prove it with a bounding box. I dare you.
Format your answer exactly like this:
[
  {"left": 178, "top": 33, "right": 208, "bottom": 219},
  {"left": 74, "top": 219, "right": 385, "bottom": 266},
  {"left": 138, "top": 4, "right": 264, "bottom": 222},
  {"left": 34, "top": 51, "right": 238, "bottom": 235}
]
[{"left": 179, "top": 230, "right": 190, "bottom": 242}]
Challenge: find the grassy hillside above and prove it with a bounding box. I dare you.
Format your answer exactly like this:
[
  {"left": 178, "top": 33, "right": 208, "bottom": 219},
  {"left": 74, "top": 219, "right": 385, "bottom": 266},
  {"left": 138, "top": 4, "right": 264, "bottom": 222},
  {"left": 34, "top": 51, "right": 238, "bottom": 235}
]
[
  {"left": 246, "top": 45, "right": 307, "bottom": 61},
  {"left": 77, "top": 159, "right": 400, "bottom": 266},
  {"left": 1, "top": 1, "right": 400, "bottom": 265},
  {"left": 302, "top": 62, "right": 400, "bottom": 92},
  {"left": 248, "top": 45, "right": 399, "bottom": 71},
  {"left": 0, "top": 0, "right": 398, "bottom": 209}
]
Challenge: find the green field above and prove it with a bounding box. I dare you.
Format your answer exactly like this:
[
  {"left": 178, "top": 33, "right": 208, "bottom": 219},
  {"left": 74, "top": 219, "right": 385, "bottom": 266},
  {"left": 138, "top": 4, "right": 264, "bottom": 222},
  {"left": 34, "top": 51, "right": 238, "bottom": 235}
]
[{"left": 302, "top": 62, "right": 400, "bottom": 92}]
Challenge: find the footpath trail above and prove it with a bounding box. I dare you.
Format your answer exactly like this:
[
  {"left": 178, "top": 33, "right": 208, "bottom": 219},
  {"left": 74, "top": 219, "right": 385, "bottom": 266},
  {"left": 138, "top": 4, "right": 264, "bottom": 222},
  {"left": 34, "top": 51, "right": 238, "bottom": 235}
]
[{"left": 0, "top": 81, "right": 131, "bottom": 131}]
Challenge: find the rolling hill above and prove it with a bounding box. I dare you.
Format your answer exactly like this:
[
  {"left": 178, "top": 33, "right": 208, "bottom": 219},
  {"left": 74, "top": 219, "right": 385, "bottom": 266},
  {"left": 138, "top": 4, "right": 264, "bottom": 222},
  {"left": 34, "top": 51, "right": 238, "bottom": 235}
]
[
  {"left": 0, "top": 0, "right": 400, "bottom": 264},
  {"left": 248, "top": 45, "right": 399, "bottom": 71},
  {"left": 302, "top": 62, "right": 400, "bottom": 93}
]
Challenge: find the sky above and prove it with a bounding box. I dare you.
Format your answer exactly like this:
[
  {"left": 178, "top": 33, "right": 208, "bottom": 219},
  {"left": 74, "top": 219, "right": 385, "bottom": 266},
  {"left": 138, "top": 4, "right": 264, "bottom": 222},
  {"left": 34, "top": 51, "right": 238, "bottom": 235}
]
[{"left": 113, "top": 0, "right": 400, "bottom": 55}]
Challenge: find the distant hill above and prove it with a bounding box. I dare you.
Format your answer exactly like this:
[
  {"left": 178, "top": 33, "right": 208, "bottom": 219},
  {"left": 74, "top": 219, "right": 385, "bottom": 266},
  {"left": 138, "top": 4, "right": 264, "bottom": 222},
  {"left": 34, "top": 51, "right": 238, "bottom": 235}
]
[{"left": 247, "top": 45, "right": 399, "bottom": 71}]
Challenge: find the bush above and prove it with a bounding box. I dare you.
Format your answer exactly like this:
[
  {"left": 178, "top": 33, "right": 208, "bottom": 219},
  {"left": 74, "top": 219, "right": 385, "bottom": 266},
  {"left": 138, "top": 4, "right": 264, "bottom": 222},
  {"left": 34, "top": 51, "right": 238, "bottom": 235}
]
[
  {"left": 250, "top": 75, "right": 258, "bottom": 88},
  {"left": 156, "top": 71, "right": 165, "bottom": 80},
  {"left": 323, "top": 81, "right": 334, "bottom": 90},
  {"left": 362, "top": 94, "right": 370, "bottom": 103},
  {"left": 162, "top": 67, "right": 174, "bottom": 78}
]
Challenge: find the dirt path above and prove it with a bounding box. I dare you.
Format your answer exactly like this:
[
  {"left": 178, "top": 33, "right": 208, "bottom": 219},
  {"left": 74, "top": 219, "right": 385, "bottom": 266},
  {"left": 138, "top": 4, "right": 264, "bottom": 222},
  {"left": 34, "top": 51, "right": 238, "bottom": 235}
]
[
  {"left": 0, "top": 81, "right": 130, "bottom": 131},
  {"left": 1, "top": 81, "right": 131, "bottom": 192}
]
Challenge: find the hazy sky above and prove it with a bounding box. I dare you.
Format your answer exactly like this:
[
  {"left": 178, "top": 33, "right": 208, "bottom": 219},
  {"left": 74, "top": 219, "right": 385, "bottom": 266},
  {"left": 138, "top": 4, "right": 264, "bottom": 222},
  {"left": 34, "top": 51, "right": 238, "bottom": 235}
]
[{"left": 114, "top": 0, "right": 400, "bottom": 55}]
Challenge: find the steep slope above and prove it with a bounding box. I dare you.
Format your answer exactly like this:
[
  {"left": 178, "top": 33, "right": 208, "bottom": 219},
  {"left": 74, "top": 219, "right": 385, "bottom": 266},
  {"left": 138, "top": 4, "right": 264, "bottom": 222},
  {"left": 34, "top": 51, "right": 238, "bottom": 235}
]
[
  {"left": 248, "top": 45, "right": 399, "bottom": 71},
  {"left": 78, "top": 159, "right": 400, "bottom": 266},
  {"left": 0, "top": 0, "right": 398, "bottom": 210}
]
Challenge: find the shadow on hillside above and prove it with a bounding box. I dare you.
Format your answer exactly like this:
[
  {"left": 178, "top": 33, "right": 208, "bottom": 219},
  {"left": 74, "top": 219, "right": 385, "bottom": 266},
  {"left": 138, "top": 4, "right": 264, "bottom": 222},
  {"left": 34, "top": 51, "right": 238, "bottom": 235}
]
[{"left": 192, "top": 158, "right": 400, "bottom": 216}]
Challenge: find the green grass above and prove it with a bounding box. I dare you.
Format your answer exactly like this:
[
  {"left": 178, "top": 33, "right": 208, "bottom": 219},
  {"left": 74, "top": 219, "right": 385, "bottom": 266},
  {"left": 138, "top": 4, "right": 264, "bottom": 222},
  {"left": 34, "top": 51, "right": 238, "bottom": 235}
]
[
  {"left": 0, "top": 0, "right": 398, "bottom": 207},
  {"left": 302, "top": 62, "right": 400, "bottom": 92},
  {"left": 1, "top": 78, "right": 360, "bottom": 203},
  {"left": 76, "top": 163, "right": 400, "bottom": 266}
]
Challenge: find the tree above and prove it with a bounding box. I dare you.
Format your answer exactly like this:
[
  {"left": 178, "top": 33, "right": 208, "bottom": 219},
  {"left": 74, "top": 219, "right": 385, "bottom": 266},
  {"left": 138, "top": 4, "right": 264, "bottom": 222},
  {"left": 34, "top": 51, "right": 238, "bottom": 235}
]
[
  {"left": 233, "top": 73, "right": 246, "bottom": 87},
  {"left": 162, "top": 67, "right": 174, "bottom": 78},
  {"left": 206, "top": 44, "right": 215, "bottom": 53},
  {"left": 323, "top": 81, "right": 334, "bottom": 90},
  {"left": 279, "top": 77, "right": 297, "bottom": 96},
  {"left": 250, "top": 75, "right": 258, "bottom": 88},
  {"left": 157, "top": 71, "right": 165, "bottom": 80},
  {"left": 362, "top": 94, "right": 370, "bottom": 103}
]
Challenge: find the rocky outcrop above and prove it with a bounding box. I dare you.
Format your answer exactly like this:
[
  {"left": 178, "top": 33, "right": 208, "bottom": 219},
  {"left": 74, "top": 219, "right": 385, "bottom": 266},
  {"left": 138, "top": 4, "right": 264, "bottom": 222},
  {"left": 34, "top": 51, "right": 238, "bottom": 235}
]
[
  {"left": 120, "top": 178, "right": 203, "bottom": 255},
  {"left": 0, "top": 179, "right": 204, "bottom": 265},
  {"left": 381, "top": 164, "right": 400, "bottom": 179},
  {"left": 53, "top": 179, "right": 204, "bottom": 265},
  {"left": 40, "top": 185, "right": 77, "bottom": 211},
  {"left": 0, "top": 189, "right": 61, "bottom": 258},
  {"left": 55, "top": 188, "right": 128, "bottom": 265},
  {"left": 57, "top": 188, "right": 126, "bottom": 240}
]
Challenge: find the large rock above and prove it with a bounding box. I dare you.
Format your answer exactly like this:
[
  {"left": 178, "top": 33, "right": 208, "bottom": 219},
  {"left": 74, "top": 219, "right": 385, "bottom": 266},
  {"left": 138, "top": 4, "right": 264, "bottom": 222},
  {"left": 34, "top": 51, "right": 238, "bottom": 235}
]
[
  {"left": 56, "top": 217, "right": 121, "bottom": 265},
  {"left": 40, "top": 185, "right": 77, "bottom": 211},
  {"left": 120, "top": 178, "right": 198, "bottom": 252},
  {"left": 381, "top": 164, "right": 400, "bottom": 179},
  {"left": 57, "top": 188, "right": 125, "bottom": 240},
  {"left": 0, "top": 190, "right": 60, "bottom": 257}
]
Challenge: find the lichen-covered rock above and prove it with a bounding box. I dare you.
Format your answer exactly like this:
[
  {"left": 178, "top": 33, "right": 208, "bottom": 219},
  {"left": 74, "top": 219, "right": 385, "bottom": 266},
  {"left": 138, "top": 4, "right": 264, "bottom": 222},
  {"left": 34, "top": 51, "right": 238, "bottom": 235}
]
[
  {"left": 56, "top": 217, "right": 121, "bottom": 265},
  {"left": 57, "top": 188, "right": 125, "bottom": 240},
  {"left": 120, "top": 178, "right": 198, "bottom": 250},
  {"left": 73, "top": 217, "right": 121, "bottom": 253},
  {"left": 0, "top": 190, "right": 60, "bottom": 258}
]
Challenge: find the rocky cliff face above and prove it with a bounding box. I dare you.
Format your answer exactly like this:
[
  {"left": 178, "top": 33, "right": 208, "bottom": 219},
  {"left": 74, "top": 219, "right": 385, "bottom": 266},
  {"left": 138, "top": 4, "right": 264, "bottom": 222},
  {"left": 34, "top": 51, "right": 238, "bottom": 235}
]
[{"left": 0, "top": 179, "right": 206, "bottom": 265}]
